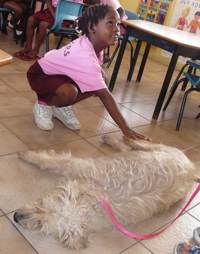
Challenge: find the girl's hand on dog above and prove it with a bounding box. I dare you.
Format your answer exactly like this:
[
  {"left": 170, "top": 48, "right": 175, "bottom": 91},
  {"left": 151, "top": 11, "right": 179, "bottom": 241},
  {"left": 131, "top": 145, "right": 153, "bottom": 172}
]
[{"left": 123, "top": 128, "right": 151, "bottom": 141}]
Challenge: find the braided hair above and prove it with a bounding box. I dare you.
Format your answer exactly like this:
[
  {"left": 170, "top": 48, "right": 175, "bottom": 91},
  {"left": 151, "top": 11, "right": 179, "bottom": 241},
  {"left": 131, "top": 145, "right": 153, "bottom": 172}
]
[{"left": 78, "top": 4, "right": 113, "bottom": 36}]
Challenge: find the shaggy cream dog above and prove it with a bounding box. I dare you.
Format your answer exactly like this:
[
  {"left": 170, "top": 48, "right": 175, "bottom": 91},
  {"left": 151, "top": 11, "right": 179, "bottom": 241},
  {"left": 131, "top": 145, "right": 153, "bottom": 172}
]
[{"left": 14, "top": 136, "right": 198, "bottom": 249}]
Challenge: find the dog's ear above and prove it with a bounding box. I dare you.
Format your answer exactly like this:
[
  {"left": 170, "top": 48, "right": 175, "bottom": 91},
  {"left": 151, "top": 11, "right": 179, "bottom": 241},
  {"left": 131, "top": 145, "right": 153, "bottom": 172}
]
[{"left": 61, "top": 229, "right": 88, "bottom": 249}]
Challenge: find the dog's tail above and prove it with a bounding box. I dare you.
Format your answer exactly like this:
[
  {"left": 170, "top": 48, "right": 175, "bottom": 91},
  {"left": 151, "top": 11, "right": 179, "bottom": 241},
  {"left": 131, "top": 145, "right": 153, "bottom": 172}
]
[{"left": 19, "top": 149, "right": 72, "bottom": 172}]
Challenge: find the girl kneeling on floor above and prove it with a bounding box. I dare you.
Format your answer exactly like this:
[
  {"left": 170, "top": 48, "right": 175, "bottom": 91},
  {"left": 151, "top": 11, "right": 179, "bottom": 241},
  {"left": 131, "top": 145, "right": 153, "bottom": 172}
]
[{"left": 27, "top": 4, "right": 148, "bottom": 140}]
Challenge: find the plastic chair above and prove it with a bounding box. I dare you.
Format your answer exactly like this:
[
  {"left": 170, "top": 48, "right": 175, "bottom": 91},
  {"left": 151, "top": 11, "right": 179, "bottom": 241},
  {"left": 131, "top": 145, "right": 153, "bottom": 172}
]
[
  {"left": 163, "top": 59, "right": 200, "bottom": 130},
  {"left": 45, "top": 0, "right": 84, "bottom": 51},
  {"left": 105, "top": 10, "right": 139, "bottom": 68}
]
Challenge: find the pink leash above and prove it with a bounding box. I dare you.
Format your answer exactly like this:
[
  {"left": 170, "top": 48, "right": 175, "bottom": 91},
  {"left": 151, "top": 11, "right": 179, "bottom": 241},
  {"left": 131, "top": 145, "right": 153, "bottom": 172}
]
[{"left": 99, "top": 183, "right": 200, "bottom": 240}]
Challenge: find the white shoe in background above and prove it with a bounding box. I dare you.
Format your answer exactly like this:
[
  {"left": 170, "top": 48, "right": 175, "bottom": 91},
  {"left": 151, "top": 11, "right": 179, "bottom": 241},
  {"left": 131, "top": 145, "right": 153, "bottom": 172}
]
[
  {"left": 33, "top": 102, "right": 54, "bottom": 130},
  {"left": 52, "top": 106, "right": 80, "bottom": 130}
]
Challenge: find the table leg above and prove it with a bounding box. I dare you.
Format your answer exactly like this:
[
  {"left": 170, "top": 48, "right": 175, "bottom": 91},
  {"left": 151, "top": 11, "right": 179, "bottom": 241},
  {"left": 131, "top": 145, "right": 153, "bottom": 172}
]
[
  {"left": 152, "top": 47, "right": 179, "bottom": 120},
  {"left": 136, "top": 43, "right": 151, "bottom": 82},
  {"left": 127, "top": 40, "right": 142, "bottom": 82},
  {"left": 109, "top": 30, "right": 129, "bottom": 92}
]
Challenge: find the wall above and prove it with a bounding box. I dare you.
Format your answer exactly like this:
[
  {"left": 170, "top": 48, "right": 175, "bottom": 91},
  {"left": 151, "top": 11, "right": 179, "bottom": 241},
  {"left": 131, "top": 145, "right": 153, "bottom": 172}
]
[{"left": 120, "top": 0, "right": 140, "bottom": 12}]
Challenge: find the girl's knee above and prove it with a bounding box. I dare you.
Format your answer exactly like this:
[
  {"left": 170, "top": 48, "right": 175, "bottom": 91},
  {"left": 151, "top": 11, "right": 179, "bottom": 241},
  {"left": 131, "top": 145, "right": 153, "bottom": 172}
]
[
  {"left": 28, "top": 16, "right": 36, "bottom": 26},
  {"left": 56, "top": 84, "right": 78, "bottom": 105},
  {"left": 39, "top": 21, "right": 49, "bottom": 30}
]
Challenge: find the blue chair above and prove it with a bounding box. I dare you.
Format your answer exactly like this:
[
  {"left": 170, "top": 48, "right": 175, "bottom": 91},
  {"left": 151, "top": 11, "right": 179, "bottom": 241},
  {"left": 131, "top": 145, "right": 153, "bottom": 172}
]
[
  {"left": 105, "top": 10, "right": 139, "bottom": 68},
  {"left": 163, "top": 60, "right": 200, "bottom": 130},
  {"left": 45, "top": 0, "right": 84, "bottom": 51}
]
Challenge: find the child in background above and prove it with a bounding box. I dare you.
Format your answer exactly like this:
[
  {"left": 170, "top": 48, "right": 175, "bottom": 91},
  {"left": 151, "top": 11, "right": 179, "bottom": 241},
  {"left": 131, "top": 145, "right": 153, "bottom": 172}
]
[
  {"left": 1, "top": 0, "right": 30, "bottom": 35},
  {"left": 14, "top": 0, "right": 83, "bottom": 60},
  {"left": 188, "top": 11, "right": 200, "bottom": 33},
  {"left": 176, "top": 7, "right": 190, "bottom": 30},
  {"left": 14, "top": 0, "right": 58, "bottom": 60},
  {"left": 27, "top": 4, "right": 148, "bottom": 140}
]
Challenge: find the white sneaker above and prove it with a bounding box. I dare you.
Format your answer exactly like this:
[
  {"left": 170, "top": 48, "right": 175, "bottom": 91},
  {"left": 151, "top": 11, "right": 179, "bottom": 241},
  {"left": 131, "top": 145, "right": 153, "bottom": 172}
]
[
  {"left": 16, "top": 29, "right": 23, "bottom": 36},
  {"left": 52, "top": 106, "right": 80, "bottom": 130},
  {"left": 33, "top": 102, "right": 54, "bottom": 130}
]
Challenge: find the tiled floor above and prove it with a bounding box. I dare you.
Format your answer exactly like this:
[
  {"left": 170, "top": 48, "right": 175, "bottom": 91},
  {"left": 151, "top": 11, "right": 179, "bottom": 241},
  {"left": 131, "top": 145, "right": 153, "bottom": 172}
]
[{"left": 0, "top": 33, "right": 200, "bottom": 254}]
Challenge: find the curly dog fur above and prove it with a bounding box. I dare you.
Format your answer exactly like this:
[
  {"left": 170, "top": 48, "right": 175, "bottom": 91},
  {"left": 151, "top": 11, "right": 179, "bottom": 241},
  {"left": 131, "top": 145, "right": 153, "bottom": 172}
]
[{"left": 13, "top": 136, "right": 198, "bottom": 249}]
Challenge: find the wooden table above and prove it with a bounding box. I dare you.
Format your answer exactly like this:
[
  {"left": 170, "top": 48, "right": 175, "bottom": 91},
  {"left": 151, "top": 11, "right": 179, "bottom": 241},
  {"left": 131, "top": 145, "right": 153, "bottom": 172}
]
[
  {"left": 0, "top": 49, "right": 13, "bottom": 67},
  {"left": 109, "top": 20, "right": 200, "bottom": 120}
]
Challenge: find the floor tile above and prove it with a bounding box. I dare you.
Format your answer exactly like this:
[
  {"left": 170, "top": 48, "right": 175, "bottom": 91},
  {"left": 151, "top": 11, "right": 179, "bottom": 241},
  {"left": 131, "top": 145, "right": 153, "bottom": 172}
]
[
  {"left": 1, "top": 115, "right": 81, "bottom": 149},
  {"left": 142, "top": 213, "right": 200, "bottom": 254},
  {"left": 187, "top": 203, "right": 200, "bottom": 221},
  {"left": 184, "top": 147, "right": 200, "bottom": 164},
  {"left": 157, "top": 119, "right": 200, "bottom": 148},
  {"left": 46, "top": 138, "right": 104, "bottom": 157},
  {"left": 87, "top": 104, "right": 150, "bottom": 128},
  {"left": 0, "top": 215, "right": 37, "bottom": 254},
  {"left": 121, "top": 100, "right": 174, "bottom": 122},
  {"left": 73, "top": 108, "right": 119, "bottom": 138},
  {"left": 0, "top": 79, "right": 15, "bottom": 93},
  {"left": 120, "top": 242, "right": 153, "bottom": 254},
  {"left": 0, "top": 123, "right": 27, "bottom": 155},
  {"left": 133, "top": 123, "right": 200, "bottom": 150},
  {"left": 0, "top": 154, "right": 60, "bottom": 212},
  {"left": 18, "top": 91, "right": 37, "bottom": 103},
  {"left": 1, "top": 73, "right": 31, "bottom": 91},
  {"left": 74, "top": 96, "right": 102, "bottom": 109},
  {"left": 0, "top": 92, "right": 33, "bottom": 118}
]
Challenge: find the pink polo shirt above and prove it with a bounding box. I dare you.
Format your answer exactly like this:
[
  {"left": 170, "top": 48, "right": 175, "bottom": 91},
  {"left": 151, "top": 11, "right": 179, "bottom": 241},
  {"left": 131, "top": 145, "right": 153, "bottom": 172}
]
[{"left": 38, "top": 35, "right": 106, "bottom": 93}]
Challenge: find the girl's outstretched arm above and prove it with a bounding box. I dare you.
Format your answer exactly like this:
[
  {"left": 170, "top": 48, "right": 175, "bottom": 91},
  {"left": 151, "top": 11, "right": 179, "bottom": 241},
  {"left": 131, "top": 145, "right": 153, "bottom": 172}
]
[{"left": 95, "top": 88, "right": 149, "bottom": 140}]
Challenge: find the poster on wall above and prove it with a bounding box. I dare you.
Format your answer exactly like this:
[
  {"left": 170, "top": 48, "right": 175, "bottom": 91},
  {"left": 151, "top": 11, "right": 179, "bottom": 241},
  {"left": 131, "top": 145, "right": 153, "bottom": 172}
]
[
  {"left": 162, "top": 0, "right": 200, "bottom": 62},
  {"left": 170, "top": 0, "right": 200, "bottom": 34}
]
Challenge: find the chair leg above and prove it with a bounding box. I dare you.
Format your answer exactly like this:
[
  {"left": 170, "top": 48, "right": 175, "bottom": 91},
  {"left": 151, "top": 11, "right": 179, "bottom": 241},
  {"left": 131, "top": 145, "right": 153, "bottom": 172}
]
[
  {"left": 163, "top": 77, "right": 186, "bottom": 111},
  {"left": 46, "top": 33, "right": 50, "bottom": 52},
  {"left": 181, "top": 65, "right": 194, "bottom": 91},
  {"left": 103, "top": 46, "right": 110, "bottom": 64},
  {"left": 56, "top": 35, "right": 64, "bottom": 49},
  {"left": 106, "top": 38, "right": 133, "bottom": 69},
  {"left": 176, "top": 88, "right": 196, "bottom": 131},
  {"left": 106, "top": 40, "right": 120, "bottom": 68},
  {"left": 103, "top": 46, "right": 109, "bottom": 58},
  {"left": 127, "top": 39, "right": 133, "bottom": 69}
]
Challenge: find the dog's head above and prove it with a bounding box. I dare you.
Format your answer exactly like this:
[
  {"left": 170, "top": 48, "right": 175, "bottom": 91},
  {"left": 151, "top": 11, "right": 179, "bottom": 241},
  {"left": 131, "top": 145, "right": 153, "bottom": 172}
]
[{"left": 13, "top": 181, "right": 89, "bottom": 249}]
